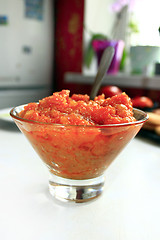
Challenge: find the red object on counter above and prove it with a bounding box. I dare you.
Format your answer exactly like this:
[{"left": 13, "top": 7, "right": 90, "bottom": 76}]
[
  {"left": 99, "top": 85, "right": 122, "bottom": 98},
  {"left": 131, "top": 96, "right": 154, "bottom": 108}
]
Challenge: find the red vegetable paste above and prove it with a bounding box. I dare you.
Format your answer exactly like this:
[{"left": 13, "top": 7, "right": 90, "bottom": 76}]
[
  {"left": 19, "top": 90, "right": 135, "bottom": 125},
  {"left": 18, "top": 90, "right": 140, "bottom": 180}
]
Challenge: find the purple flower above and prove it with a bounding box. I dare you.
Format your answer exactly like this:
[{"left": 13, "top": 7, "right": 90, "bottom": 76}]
[{"left": 111, "top": 0, "right": 136, "bottom": 12}]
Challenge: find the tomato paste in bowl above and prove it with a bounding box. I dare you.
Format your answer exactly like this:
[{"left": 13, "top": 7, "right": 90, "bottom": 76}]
[{"left": 10, "top": 90, "right": 148, "bottom": 202}]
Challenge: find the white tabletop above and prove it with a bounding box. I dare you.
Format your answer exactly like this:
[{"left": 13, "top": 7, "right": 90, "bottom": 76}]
[{"left": 0, "top": 108, "right": 160, "bottom": 240}]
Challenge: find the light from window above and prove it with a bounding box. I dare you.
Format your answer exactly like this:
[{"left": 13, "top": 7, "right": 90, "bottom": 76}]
[{"left": 130, "top": 0, "right": 160, "bottom": 46}]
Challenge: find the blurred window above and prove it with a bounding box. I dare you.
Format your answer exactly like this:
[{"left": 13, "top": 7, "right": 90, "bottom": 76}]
[{"left": 130, "top": 0, "right": 159, "bottom": 46}]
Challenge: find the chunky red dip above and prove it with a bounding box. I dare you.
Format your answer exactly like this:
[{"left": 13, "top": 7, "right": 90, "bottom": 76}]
[
  {"left": 19, "top": 90, "right": 135, "bottom": 125},
  {"left": 17, "top": 90, "right": 140, "bottom": 180}
]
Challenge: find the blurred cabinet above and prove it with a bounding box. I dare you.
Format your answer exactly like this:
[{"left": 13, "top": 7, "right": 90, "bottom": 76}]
[{"left": 54, "top": 0, "right": 84, "bottom": 93}]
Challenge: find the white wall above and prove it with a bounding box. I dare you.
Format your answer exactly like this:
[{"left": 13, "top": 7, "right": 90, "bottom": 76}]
[{"left": 84, "top": 0, "right": 114, "bottom": 37}]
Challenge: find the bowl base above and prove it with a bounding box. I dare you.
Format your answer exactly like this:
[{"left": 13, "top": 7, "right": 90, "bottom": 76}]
[{"left": 49, "top": 174, "right": 105, "bottom": 203}]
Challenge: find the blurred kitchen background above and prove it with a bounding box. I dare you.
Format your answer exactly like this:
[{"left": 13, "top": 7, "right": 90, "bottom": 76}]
[{"left": 0, "top": 0, "right": 160, "bottom": 109}]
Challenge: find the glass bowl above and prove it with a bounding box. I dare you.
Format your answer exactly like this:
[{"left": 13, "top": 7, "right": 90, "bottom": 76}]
[{"left": 10, "top": 105, "right": 148, "bottom": 203}]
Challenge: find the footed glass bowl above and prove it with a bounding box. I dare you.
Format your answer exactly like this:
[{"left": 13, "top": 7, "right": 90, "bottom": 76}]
[{"left": 10, "top": 105, "right": 148, "bottom": 203}]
